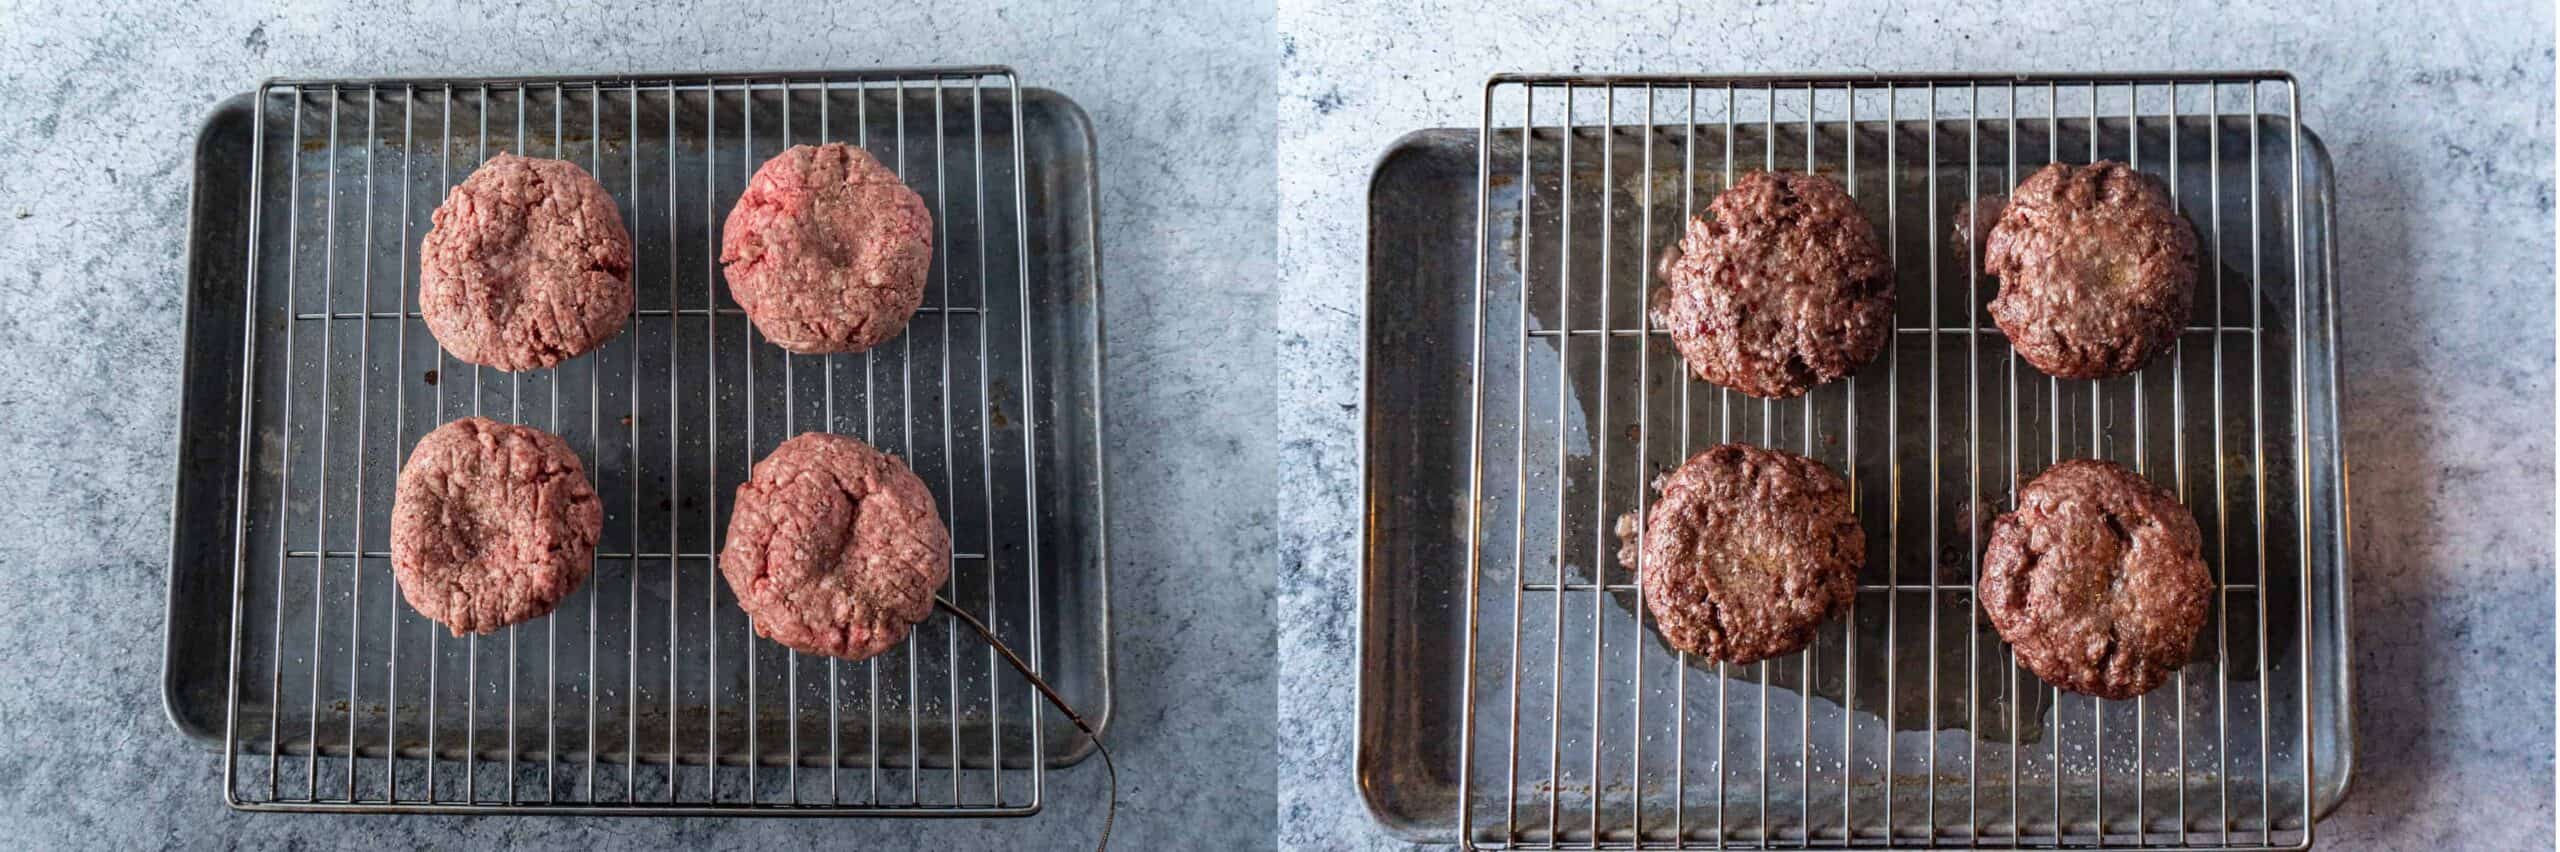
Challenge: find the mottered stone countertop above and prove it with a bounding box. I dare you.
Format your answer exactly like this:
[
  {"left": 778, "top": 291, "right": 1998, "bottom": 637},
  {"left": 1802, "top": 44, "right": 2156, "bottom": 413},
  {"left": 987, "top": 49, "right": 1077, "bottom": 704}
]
[{"left": 1277, "top": 1, "right": 2553, "bottom": 850}]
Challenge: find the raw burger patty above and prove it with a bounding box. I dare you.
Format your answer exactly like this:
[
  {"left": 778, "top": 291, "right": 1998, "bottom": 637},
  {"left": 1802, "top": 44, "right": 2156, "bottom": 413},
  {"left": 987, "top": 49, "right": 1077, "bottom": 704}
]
[
  {"left": 1650, "top": 171, "right": 1895, "bottom": 399},
  {"left": 390, "top": 417, "right": 603, "bottom": 635},
  {"left": 1617, "top": 443, "right": 1864, "bottom": 665},
  {"left": 720, "top": 432, "right": 951, "bottom": 660},
  {"left": 1983, "top": 160, "right": 2198, "bottom": 379},
  {"left": 1980, "top": 458, "right": 2211, "bottom": 700},
  {"left": 720, "top": 143, "right": 934, "bottom": 354},
  {"left": 419, "top": 153, "right": 634, "bottom": 371}
]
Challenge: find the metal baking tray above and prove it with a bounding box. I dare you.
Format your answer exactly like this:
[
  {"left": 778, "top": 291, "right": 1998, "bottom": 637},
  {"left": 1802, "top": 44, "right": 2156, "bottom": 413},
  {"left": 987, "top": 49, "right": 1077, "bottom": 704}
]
[
  {"left": 165, "top": 67, "right": 1111, "bottom": 816},
  {"left": 1360, "top": 73, "right": 2349, "bottom": 848}
]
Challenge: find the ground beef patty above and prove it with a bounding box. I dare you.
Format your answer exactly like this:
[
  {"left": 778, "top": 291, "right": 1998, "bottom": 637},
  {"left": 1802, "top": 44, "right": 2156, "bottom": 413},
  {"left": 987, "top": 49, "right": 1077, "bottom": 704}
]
[
  {"left": 1983, "top": 161, "right": 2198, "bottom": 379},
  {"left": 1616, "top": 444, "right": 1864, "bottom": 665},
  {"left": 390, "top": 417, "right": 603, "bottom": 635},
  {"left": 1980, "top": 459, "right": 2211, "bottom": 700},
  {"left": 720, "top": 432, "right": 950, "bottom": 660},
  {"left": 1650, "top": 171, "right": 1895, "bottom": 399},
  {"left": 721, "top": 143, "right": 934, "bottom": 354},
  {"left": 419, "top": 153, "right": 633, "bottom": 371}
]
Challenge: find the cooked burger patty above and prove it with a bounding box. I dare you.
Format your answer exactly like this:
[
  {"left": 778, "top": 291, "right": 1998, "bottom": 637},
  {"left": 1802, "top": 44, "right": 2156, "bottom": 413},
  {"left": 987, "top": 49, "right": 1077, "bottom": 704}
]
[
  {"left": 1617, "top": 443, "right": 1864, "bottom": 665},
  {"left": 1650, "top": 171, "right": 1895, "bottom": 399},
  {"left": 1979, "top": 458, "right": 2211, "bottom": 700},
  {"left": 1983, "top": 161, "right": 2198, "bottom": 379}
]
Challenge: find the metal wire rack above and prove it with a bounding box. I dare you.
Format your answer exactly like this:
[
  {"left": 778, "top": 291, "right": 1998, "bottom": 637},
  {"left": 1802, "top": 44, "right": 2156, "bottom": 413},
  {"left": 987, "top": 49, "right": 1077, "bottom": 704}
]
[
  {"left": 189, "top": 67, "right": 1103, "bottom": 815},
  {"left": 1448, "top": 73, "right": 2347, "bottom": 848}
]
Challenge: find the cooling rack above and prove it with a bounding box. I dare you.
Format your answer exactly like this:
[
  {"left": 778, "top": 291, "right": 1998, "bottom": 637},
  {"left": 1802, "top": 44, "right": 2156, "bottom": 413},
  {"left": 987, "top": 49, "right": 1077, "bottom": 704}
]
[
  {"left": 167, "top": 67, "right": 1111, "bottom": 816},
  {"left": 1359, "top": 71, "right": 2348, "bottom": 849}
]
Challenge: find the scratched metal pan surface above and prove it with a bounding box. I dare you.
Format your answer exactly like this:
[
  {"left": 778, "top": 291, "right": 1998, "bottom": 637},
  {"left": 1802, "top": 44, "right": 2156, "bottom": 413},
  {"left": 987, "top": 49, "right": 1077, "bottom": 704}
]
[
  {"left": 1360, "top": 75, "right": 2347, "bottom": 848},
  {"left": 166, "top": 70, "right": 1109, "bottom": 815}
]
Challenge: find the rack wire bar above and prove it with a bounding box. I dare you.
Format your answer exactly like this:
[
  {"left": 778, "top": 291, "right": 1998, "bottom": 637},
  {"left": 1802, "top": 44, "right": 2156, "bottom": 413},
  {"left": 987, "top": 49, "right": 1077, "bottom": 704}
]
[
  {"left": 1451, "top": 72, "right": 2341, "bottom": 849},
  {"left": 207, "top": 69, "right": 1079, "bottom": 816}
]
